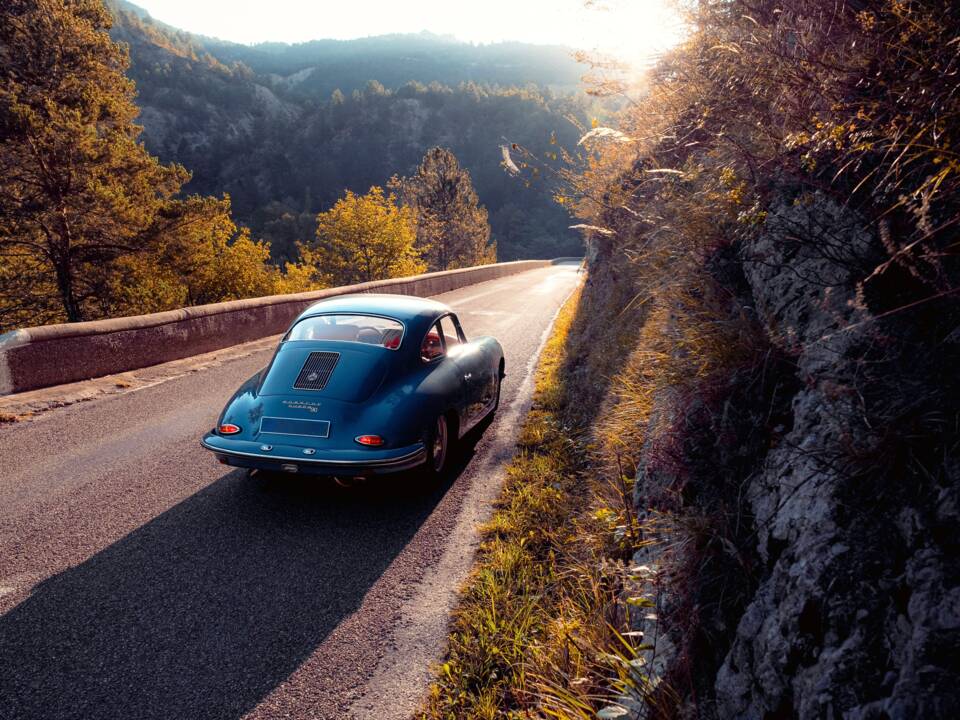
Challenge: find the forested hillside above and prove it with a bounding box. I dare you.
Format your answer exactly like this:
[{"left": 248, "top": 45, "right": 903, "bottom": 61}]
[{"left": 107, "top": 1, "right": 589, "bottom": 262}]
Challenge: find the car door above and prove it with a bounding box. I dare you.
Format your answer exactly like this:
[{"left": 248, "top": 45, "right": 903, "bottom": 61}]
[
  {"left": 420, "top": 318, "right": 469, "bottom": 429},
  {"left": 431, "top": 315, "right": 477, "bottom": 431},
  {"left": 456, "top": 313, "right": 498, "bottom": 420},
  {"left": 440, "top": 314, "right": 489, "bottom": 431}
]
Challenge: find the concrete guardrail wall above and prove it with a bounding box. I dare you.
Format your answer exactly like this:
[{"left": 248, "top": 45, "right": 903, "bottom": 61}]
[{"left": 0, "top": 259, "right": 565, "bottom": 396}]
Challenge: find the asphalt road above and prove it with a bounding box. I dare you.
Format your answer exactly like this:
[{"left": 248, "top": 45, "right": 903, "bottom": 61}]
[{"left": 0, "top": 262, "right": 582, "bottom": 720}]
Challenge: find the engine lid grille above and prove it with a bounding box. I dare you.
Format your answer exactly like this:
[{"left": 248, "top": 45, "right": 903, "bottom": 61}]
[{"left": 293, "top": 351, "right": 340, "bottom": 390}]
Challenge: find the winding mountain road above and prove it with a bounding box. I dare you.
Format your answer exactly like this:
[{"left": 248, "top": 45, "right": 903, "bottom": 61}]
[{"left": 0, "top": 262, "right": 581, "bottom": 720}]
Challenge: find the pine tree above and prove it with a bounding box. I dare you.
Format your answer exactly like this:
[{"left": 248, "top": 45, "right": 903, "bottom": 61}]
[
  {"left": 390, "top": 147, "right": 496, "bottom": 270},
  {"left": 0, "top": 0, "right": 191, "bottom": 327}
]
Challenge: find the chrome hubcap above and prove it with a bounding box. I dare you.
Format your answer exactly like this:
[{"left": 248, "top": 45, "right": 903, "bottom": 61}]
[{"left": 432, "top": 417, "right": 447, "bottom": 471}]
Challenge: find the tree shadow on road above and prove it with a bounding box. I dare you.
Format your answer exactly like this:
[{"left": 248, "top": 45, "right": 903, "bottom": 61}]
[{"left": 0, "top": 446, "right": 478, "bottom": 720}]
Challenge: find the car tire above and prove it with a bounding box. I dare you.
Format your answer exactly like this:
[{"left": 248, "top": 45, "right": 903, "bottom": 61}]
[
  {"left": 491, "top": 372, "right": 502, "bottom": 414},
  {"left": 486, "top": 359, "right": 504, "bottom": 417},
  {"left": 425, "top": 414, "right": 450, "bottom": 477}
]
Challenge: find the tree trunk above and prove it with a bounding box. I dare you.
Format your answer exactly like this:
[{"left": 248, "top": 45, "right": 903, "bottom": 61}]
[
  {"left": 53, "top": 258, "right": 82, "bottom": 323},
  {"left": 52, "top": 209, "right": 83, "bottom": 322}
]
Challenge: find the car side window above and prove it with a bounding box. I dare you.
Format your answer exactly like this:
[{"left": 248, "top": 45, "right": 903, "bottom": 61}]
[
  {"left": 438, "top": 316, "right": 461, "bottom": 348},
  {"left": 421, "top": 322, "right": 445, "bottom": 362}
]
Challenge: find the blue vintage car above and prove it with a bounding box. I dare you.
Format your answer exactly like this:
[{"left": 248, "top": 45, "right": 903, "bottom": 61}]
[{"left": 201, "top": 294, "right": 504, "bottom": 480}]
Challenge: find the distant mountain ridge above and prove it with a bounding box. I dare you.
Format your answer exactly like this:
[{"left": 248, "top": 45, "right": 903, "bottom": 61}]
[
  {"left": 211, "top": 35, "right": 582, "bottom": 97},
  {"left": 111, "top": 0, "right": 583, "bottom": 95}
]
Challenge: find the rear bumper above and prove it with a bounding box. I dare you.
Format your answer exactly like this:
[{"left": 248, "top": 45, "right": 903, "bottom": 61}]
[{"left": 200, "top": 434, "right": 427, "bottom": 476}]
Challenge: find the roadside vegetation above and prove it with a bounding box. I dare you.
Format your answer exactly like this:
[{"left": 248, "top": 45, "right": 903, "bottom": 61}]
[{"left": 422, "top": 282, "right": 674, "bottom": 719}]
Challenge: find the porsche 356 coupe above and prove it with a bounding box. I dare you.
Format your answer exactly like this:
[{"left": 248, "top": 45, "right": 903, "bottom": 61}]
[{"left": 201, "top": 294, "right": 505, "bottom": 479}]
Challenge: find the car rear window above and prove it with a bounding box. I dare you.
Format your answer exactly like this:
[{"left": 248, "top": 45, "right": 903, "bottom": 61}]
[{"left": 285, "top": 314, "right": 404, "bottom": 349}]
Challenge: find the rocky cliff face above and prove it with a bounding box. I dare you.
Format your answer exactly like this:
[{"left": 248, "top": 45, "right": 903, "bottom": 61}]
[{"left": 632, "top": 196, "right": 960, "bottom": 718}]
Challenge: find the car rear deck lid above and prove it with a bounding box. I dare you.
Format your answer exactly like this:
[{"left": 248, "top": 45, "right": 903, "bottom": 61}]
[{"left": 259, "top": 342, "right": 392, "bottom": 403}]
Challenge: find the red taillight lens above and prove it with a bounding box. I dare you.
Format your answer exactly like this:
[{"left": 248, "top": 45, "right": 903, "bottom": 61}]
[
  {"left": 218, "top": 423, "right": 241, "bottom": 435},
  {"left": 355, "top": 434, "right": 384, "bottom": 447}
]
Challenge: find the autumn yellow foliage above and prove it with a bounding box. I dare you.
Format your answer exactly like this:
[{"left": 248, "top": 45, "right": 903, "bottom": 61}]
[
  {"left": 297, "top": 186, "right": 425, "bottom": 287},
  {"left": 107, "top": 197, "right": 289, "bottom": 315}
]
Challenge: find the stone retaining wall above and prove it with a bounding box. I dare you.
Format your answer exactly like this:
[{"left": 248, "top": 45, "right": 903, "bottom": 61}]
[{"left": 0, "top": 260, "right": 554, "bottom": 395}]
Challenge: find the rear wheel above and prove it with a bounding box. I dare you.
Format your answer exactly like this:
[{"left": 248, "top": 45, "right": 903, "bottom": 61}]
[{"left": 425, "top": 414, "right": 449, "bottom": 476}]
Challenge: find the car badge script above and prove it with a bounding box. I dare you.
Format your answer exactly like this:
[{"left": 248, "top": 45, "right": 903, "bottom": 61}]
[{"left": 283, "top": 400, "right": 320, "bottom": 413}]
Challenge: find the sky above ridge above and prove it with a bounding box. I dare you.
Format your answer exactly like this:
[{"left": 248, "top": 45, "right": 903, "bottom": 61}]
[{"left": 131, "top": 0, "right": 686, "bottom": 68}]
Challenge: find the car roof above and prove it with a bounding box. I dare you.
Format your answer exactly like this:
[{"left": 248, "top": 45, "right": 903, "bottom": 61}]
[{"left": 295, "top": 293, "right": 452, "bottom": 325}]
